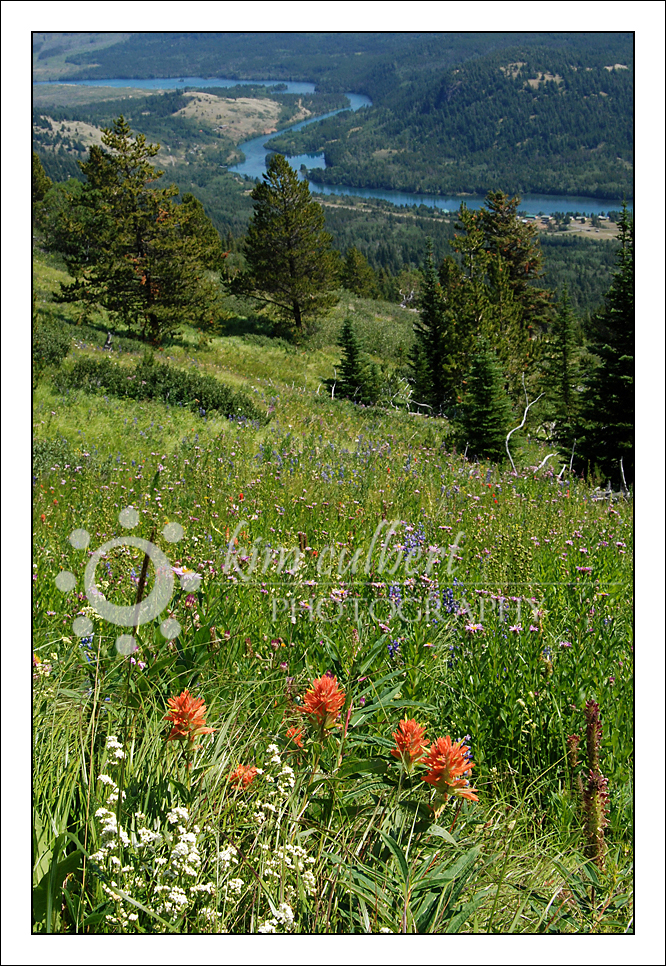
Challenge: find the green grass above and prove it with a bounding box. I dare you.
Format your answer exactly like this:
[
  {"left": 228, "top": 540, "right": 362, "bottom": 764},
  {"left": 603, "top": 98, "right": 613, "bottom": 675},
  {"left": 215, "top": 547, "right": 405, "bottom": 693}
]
[{"left": 32, "top": 250, "right": 633, "bottom": 934}]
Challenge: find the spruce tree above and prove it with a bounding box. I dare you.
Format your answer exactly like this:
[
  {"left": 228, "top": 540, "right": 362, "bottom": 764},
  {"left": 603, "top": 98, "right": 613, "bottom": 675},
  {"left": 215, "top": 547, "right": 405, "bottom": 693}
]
[
  {"left": 542, "top": 285, "right": 580, "bottom": 451},
  {"left": 440, "top": 194, "right": 552, "bottom": 403},
  {"left": 578, "top": 205, "right": 634, "bottom": 484},
  {"left": 342, "top": 247, "right": 378, "bottom": 298},
  {"left": 456, "top": 337, "right": 514, "bottom": 462},
  {"left": 231, "top": 154, "right": 339, "bottom": 333},
  {"left": 411, "top": 241, "right": 450, "bottom": 412},
  {"left": 32, "top": 152, "right": 52, "bottom": 205},
  {"left": 479, "top": 191, "right": 551, "bottom": 326},
  {"left": 336, "top": 317, "right": 378, "bottom": 404}
]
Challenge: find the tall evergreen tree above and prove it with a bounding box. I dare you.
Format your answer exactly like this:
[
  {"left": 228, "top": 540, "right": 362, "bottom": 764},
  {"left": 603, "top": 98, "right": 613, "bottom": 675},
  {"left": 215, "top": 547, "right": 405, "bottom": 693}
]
[
  {"left": 32, "top": 151, "right": 53, "bottom": 233},
  {"left": 479, "top": 191, "right": 551, "bottom": 393},
  {"left": 440, "top": 193, "right": 552, "bottom": 402},
  {"left": 542, "top": 285, "right": 580, "bottom": 451},
  {"left": 577, "top": 205, "right": 634, "bottom": 484},
  {"left": 335, "top": 317, "right": 379, "bottom": 404},
  {"left": 46, "top": 117, "right": 225, "bottom": 344},
  {"left": 32, "top": 151, "right": 52, "bottom": 205},
  {"left": 341, "top": 247, "right": 378, "bottom": 298},
  {"left": 479, "top": 191, "right": 551, "bottom": 329},
  {"left": 456, "top": 337, "right": 514, "bottom": 462},
  {"left": 231, "top": 154, "right": 339, "bottom": 333},
  {"left": 411, "top": 241, "right": 450, "bottom": 412}
]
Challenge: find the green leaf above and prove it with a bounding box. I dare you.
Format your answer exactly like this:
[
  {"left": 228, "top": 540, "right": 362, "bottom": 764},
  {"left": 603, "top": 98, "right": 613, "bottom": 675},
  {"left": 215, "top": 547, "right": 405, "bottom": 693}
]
[
  {"left": 33, "top": 848, "right": 82, "bottom": 927},
  {"left": 427, "top": 824, "right": 460, "bottom": 846},
  {"left": 444, "top": 892, "right": 489, "bottom": 933},
  {"left": 378, "top": 831, "right": 409, "bottom": 887},
  {"left": 337, "top": 758, "right": 390, "bottom": 779}
]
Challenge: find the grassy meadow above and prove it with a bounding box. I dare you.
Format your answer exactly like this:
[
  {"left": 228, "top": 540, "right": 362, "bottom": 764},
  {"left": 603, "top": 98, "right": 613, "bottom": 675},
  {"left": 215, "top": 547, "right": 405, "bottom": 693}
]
[{"left": 32, "top": 251, "right": 633, "bottom": 936}]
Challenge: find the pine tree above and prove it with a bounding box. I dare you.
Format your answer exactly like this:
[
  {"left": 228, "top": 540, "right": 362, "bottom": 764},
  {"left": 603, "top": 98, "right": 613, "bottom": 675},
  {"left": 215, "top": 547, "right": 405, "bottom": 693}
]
[
  {"left": 231, "top": 154, "right": 339, "bottom": 333},
  {"left": 578, "top": 205, "right": 634, "bottom": 484},
  {"left": 456, "top": 337, "right": 514, "bottom": 462},
  {"left": 32, "top": 152, "right": 53, "bottom": 234},
  {"left": 47, "top": 117, "right": 224, "bottom": 344}
]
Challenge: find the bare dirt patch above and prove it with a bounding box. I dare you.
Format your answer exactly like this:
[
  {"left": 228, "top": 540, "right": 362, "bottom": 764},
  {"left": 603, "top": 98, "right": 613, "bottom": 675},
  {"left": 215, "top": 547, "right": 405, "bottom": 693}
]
[
  {"left": 500, "top": 62, "right": 526, "bottom": 79},
  {"left": 32, "top": 84, "right": 156, "bottom": 109},
  {"left": 537, "top": 218, "right": 621, "bottom": 241},
  {"left": 174, "top": 92, "right": 310, "bottom": 141},
  {"left": 526, "top": 72, "right": 564, "bottom": 89},
  {"left": 36, "top": 116, "right": 105, "bottom": 150}
]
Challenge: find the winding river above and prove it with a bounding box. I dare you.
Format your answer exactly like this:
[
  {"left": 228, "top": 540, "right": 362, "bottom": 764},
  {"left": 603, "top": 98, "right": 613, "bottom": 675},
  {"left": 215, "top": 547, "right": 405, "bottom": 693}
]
[{"left": 35, "top": 76, "right": 631, "bottom": 216}]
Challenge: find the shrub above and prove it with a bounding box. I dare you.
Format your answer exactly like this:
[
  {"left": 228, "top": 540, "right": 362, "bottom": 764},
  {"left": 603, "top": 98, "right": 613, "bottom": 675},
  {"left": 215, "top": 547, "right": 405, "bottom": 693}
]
[
  {"left": 53, "top": 356, "right": 267, "bottom": 423},
  {"left": 33, "top": 319, "right": 71, "bottom": 387}
]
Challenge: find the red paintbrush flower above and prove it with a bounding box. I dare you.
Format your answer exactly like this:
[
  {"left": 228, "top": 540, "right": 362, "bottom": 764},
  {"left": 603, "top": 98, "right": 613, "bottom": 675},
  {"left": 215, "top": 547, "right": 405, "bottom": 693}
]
[
  {"left": 391, "top": 718, "right": 428, "bottom": 772},
  {"left": 286, "top": 725, "right": 304, "bottom": 748},
  {"left": 422, "top": 735, "right": 479, "bottom": 802},
  {"left": 164, "top": 689, "right": 215, "bottom": 749},
  {"left": 302, "top": 674, "right": 346, "bottom": 734},
  {"left": 229, "top": 763, "right": 258, "bottom": 789}
]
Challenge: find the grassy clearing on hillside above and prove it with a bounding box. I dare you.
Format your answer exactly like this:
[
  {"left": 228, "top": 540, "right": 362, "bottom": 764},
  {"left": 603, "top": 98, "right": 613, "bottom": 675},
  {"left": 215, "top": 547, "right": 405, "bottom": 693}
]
[{"left": 32, "top": 33, "right": 132, "bottom": 82}]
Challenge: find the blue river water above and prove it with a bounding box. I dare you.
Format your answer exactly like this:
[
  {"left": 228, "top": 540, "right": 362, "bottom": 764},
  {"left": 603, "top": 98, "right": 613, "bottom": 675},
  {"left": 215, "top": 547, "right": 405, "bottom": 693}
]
[
  {"left": 35, "top": 76, "right": 631, "bottom": 216},
  {"left": 34, "top": 76, "right": 317, "bottom": 94}
]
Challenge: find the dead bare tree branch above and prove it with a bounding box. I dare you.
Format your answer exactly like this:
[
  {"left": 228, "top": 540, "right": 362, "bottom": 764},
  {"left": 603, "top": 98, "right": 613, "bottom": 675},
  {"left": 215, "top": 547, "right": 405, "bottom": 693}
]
[
  {"left": 505, "top": 374, "right": 545, "bottom": 474},
  {"left": 534, "top": 453, "right": 557, "bottom": 472}
]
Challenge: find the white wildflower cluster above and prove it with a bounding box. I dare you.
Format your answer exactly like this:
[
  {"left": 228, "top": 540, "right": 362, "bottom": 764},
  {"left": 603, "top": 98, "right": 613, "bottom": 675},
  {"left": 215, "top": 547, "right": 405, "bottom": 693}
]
[
  {"left": 248, "top": 743, "right": 299, "bottom": 823},
  {"left": 217, "top": 844, "right": 239, "bottom": 872},
  {"left": 276, "top": 763, "right": 295, "bottom": 795},
  {"left": 153, "top": 883, "right": 189, "bottom": 916},
  {"left": 89, "top": 779, "right": 221, "bottom": 931},
  {"left": 252, "top": 800, "right": 278, "bottom": 824},
  {"left": 96, "top": 773, "right": 126, "bottom": 805},
  {"left": 262, "top": 842, "right": 315, "bottom": 892},
  {"left": 106, "top": 735, "right": 125, "bottom": 760},
  {"left": 301, "top": 869, "right": 316, "bottom": 895},
  {"left": 166, "top": 806, "right": 190, "bottom": 825},
  {"left": 257, "top": 902, "right": 295, "bottom": 934},
  {"left": 224, "top": 877, "right": 245, "bottom": 898},
  {"left": 136, "top": 826, "right": 163, "bottom": 848}
]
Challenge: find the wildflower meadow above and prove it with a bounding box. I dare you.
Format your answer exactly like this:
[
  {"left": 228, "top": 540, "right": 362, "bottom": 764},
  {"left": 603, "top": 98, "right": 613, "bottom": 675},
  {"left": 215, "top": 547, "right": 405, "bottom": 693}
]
[{"left": 31, "top": 312, "right": 634, "bottom": 936}]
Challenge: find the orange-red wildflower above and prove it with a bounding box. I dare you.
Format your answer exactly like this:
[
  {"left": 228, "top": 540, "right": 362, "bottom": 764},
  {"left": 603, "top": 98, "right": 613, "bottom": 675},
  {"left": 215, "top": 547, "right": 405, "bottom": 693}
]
[
  {"left": 164, "top": 689, "right": 215, "bottom": 748},
  {"left": 302, "top": 674, "right": 346, "bottom": 733},
  {"left": 229, "top": 763, "right": 258, "bottom": 789},
  {"left": 421, "top": 735, "right": 479, "bottom": 802},
  {"left": 391, "top": 718, "right": 428, "bottom": 771},
  {"left": 286, "top": 725, "right": 304, "bottom": 748}
]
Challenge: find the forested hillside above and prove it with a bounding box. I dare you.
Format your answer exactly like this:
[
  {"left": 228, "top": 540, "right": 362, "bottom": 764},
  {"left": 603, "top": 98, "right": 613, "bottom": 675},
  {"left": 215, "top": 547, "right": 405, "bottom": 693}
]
[{"left": 270, "top": 45, "right": 633, "bottom": 199}]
